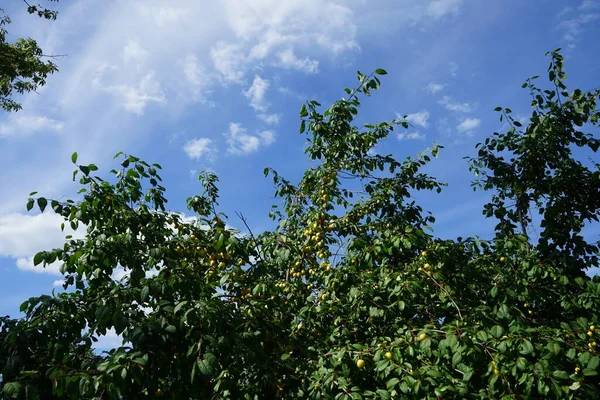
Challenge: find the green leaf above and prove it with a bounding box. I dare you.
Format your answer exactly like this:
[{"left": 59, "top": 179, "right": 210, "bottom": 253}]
[
  {"left": 588, "top": 356, "right": 599, "bottom": 370},
  {"left": 300, "top": 104, "right": 308, "bottom": 117},
  {"left": 490, "top": 325, "right": 503, "bottom": 339},
  {"left": 165, "top": 325, "right": 176, "bottom": 333},
  {"left": 547, "top": 342, "right": 561, "bottom": 355},
  {"left": 141, "top": 286, "right": 150, "bottom": 302},
  {"left": 375, "top": 68, "right": 388, "bottom": 75},
  {"left": 33, "top": 252, "right": 44, "bottom": 266},
  {"left": 37, "top": 197, "right": 47, "bottom": 212},
  {"left": 386, "top": 377, "right": 400, "bottom": 390},
  {"left": 583, "top": 368, "right": 598, "bottom": 376},
  {"left": 552, "top": 370, "right": 570, "bottom": 380},
  {"left": 197, "top": 353, "right": 217, "bottom": 376},
  {"left": 520, "top": 340, "right": 534, "bottom": 355},
  {"left": 26, "top": 198, "right": 35, "bottom": 212},
  {"left": 2, "top": 382, "right": 24, "bottom": 397},
  {"left": 281, "top": 353, "right": 290, "bottom": 361},
  {"left": 71, "top": 152, "right": 78, "bottom": 164}
]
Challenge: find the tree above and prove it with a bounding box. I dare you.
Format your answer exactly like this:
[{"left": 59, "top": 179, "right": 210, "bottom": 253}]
[
  {"left": 0, "top": 1, "right": 60, "bottom": 112},
  {"left": 1, "top": 50, "right": 599, "bottom": 399}
]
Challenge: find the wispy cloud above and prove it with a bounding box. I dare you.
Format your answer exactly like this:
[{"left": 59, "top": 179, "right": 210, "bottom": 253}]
[
  {"left": 579, "top": 0, "right": 600, "bottom": 11},
  {"left": 183, "top": 138, "right": 217, "bottom": 161},
  {"left": 99, "top": 70, "right": 166, "bottom": 115},
  {"left": 558, "top": 1, "right": 600, "bottom": 47},
  {"left": 426, "top": 0, "right": 463, "bottom": 19},
  {"left": 397, "top": 131, "right": 425, "bottom": 140},
  {"left": 439, "top": 96, "right": 473, "bottom": 112},
  {"left": 425, "top": 82, "right": 446, "bottom": 94},
  {"left": 225, "top": 123, "right": 276, "bottom": 155},
  {"left": 456, "top": 117, "right": 481, "bottom": 134},
  {"left": 258, "top": 113, "right": 281, "bottom": 125},
  {"left": 0, "top": 115, "right": 65, "bottom": 137},
  {"left": 277, "top": 49, "right": 319, "bottom": 73},
  {"left": 403, "top": 110, "right": 430, "bottom": 128},
  {"left": 244, "top": 76, "right": 270, "bottom": 112}
]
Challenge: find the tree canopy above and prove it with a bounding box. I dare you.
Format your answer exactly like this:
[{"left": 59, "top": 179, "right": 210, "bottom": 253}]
[
  {"left": 0, "top": 1, "right": 60, "bottom": 112},
  {"left": 1, "top": 50, "right": 599, "bottom": 399}
]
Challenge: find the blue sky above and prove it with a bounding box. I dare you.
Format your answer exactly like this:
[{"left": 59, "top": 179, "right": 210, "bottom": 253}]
[{"left": 1, "top": 0, "right": 599, "bottom": 331}]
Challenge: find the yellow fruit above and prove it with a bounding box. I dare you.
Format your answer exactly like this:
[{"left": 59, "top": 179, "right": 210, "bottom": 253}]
[
  {"left": 528, "top": 310, "right": 533, "bottom": 315},
  {"left": 418, "top": 333, "right": 427, "bottom": 341},
  {"left": 588, "top": 331, "right": 594, "bottom": 337},
  {"left": 575, "top": 367, "right": 581, "bottom": 373},
  {"left": 500, "top": 257, "right": 506, "bottom": 262},
  {"left": 493, "top": 369, "right": 500, "bottom": 375},
  {"left": 421, "top": 251, "right": 427, "bottom": 257},
  {"left": 423, "top": 263, "right": 431, "bottom": 269},
  {"left": 321, "top": 294, "right": 327, "bottom": 301},
  {"left": 356, "top": 359, "right": 365, "bottom": 369},
  {"left": 591, "top": 326, "right": 596, "bottom": 331},
  {"left": 326, "top": 265, "right": 331, "bottom": 272},
  {"left": 297, "top": 323, "right": 303, "bottom": 330},
  {"left": 384, "top": 352, "right": 392, "bottom": 360}
]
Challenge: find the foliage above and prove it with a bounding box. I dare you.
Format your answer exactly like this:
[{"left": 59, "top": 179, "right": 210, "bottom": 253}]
[
  {"left": 0, "top": 1, "right": 60, "bottom": 112},
  {"left": 1, "top": 50, "right": 600, "bottom": 399}
]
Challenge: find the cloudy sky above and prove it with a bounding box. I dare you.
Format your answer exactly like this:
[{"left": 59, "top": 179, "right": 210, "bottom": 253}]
[{"left": 1, "top": 0, "right": 599, "bottom": 320}]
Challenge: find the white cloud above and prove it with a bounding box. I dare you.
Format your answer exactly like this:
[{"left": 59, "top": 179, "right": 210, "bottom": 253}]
[
  {"left": 0, "top": 213, "right": 76, "bottom": 259},
  {"left": 244, "top": 76, "right": 270, "bottom": 112},
  {"left": 225, "top": 123, "right": 276, "bottom": 155},
  {"left": 103, "top": 71, "right": 166, "bottom": 115},
  {"left": 425, "top": 82, "right": 446, "bottom": 94},
  {"left": 404, "top": 110, "right": 430, "bottom": 128},
  {"left": 210, "top": 42, "right": 247, "bottom": 84},
  {"left": 426, "top": 0, "right": 463, "bottom": 19},
  {"left": 180, "top": 54, "right": 212, "bottom": 103},
  {"left": 579, "top": 0, "right": 600, "bottom": 10},
  {"left": 397, "top": 131, "right": 425, "bottom": 140},
  {"left": 258, "top": 130, "right": 277, "bottom": 145},
  {"left": 456, "top": 117, "right": 481, "bottom": 134},
  {"left": 0, "top": 115, "right": 64, "bottom": 137},
  {"left": 277, "top": 49, "right": 319, "bottom": 74},
  {"left": 559, "top": 12, "right": 600, "bottom": 45},
  {"left": 123, "top": 39, "right": 148, "bottom": 68},
  {"left": 222, "top": 0, "right": 359, "bottom": 56},
  {"left": 183, "top": 138, "right": 216, "bottom": 161},
  {"left": 16, "top": 256, "right": 62, "bottom": 275},
  {"left": 138, "top": 6, "right": 189, "bottom": 27},
  {"left": 439, "top": 96, "right": 472, "bottom": 112},
  {"left": 53, "top": 279, "right": 65, "bottom": 287},
  {"left": 448, "top": 61, "right": 459, "bottom": 77},
  {"left": 0, "top": 212, "right": 84, "bottom": 274},
  {"left": 258, "top": 113, "right": 281, "bottom": 124}
]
